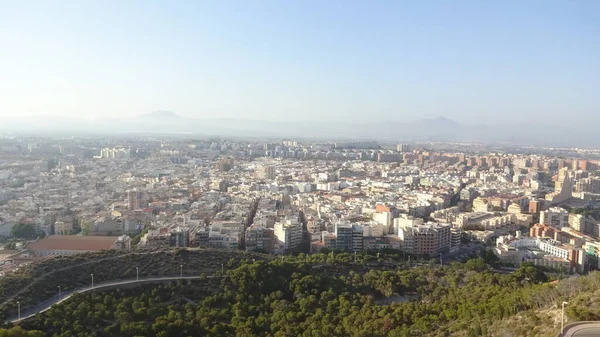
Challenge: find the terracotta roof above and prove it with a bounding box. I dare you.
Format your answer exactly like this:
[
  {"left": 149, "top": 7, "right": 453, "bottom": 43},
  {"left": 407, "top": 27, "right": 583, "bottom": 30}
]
[{"left": 26, "top": 235, "right": 118, "bottom": 252}]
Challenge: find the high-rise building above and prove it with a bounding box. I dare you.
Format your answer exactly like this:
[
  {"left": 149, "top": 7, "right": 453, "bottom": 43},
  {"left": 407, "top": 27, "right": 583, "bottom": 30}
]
[
  {"left": 450, "top": 227, "right": 461, "bottom": 253},
  {"left": 274, "top": 219, "right": 303, "bottom": 253},
  {"left": 170, "top": 228, "right": 189, "bottom": 247},
  {"left": 397, "top": 144, "right": 410, "bottom": 152},
  {"left": 352, "top": 225, "right": 363, "bottom": 252},
  {"left": 127, "top": 190, "right": 144, "bottom": 210},
  {"left": 373, "top": 211, "right": 392, "bottom": 234},
  {"left": 245, "top": 225, "right": 275, "bottom": 253},
  {"left": 529, "top": 200, "right": 542, "bottom": 215},
  {"left": 398, "top": 222, "right": 451, "bottom": 256},
  {"left": 335, "top": 222, "right": 354, "bottom": 252}
]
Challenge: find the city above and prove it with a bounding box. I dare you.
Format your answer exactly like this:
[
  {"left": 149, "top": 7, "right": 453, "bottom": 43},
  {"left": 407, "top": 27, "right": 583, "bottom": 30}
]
[
  {"left": 1, "top": 0, "right": 599, "bottom": 336},
  {"left": 2, "top": 135, "right": 600, "bottom": 275}
]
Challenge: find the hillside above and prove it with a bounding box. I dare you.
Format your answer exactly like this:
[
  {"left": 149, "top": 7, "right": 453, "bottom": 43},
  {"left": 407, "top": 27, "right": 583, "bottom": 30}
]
[{"left": 5, "top": 251, "right": 600, "bottom": 336}]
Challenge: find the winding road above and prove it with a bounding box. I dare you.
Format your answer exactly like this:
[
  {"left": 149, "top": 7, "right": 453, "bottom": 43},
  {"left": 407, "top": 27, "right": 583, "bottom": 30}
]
[
  {"left": 558, "top": 322, "right": 600, "bottom": 337},
  {"left": 1, "top": 251, "right": 165, "bottom": 308},
  {"left": 9, "top": 275, "right": 218, "bottom": 323}
]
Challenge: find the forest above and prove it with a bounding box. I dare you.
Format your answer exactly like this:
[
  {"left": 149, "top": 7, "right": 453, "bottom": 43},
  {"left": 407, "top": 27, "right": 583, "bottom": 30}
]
[{"left": 6, "top": 251, "right": 600, "bottom": 337}]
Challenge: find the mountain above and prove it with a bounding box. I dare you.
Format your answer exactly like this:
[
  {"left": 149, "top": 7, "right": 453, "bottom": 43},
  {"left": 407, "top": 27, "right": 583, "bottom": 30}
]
[
  {"left": 139, "top": 110, "right": 184, "bottom": 120},
  {"left": 0, "top": 112, "right": 596, "bottom": 147}
]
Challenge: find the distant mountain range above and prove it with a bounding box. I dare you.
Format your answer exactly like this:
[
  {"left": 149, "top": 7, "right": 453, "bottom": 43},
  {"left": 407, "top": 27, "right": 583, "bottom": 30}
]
[{"left": 0, "top": 111, "right": 595, "bottom": 147}]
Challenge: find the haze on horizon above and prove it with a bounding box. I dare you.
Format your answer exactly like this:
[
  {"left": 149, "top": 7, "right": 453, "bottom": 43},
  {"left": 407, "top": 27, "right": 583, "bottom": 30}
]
[{"left": 0, "top": 1, "right": 599, "bottom": 125}]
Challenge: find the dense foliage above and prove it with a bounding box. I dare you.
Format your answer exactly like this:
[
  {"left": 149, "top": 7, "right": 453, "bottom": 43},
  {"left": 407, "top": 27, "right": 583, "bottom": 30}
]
[
  {"left": 11, "top": 251, "right": 599, "bottom": 337},
  {"left": 0, "top": 327, "right": 43, "bottom": 337},
  {"left": 10, "top": 224, "right": 36, "bottom": 240},
  {"left": 0, "top": 249, "right": 269, "bottom": 318}
]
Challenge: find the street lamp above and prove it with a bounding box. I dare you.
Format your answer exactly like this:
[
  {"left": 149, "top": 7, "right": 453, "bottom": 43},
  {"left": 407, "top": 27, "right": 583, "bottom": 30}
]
[
  {"left": 17, "top": 301, "right": 20, "bottom": 321},
  {"left": 221, "top": 263, "right": 224, "bottom": 274},
  {"left": 58, "top": 286, "right": 61, "bottom": 301},
  {"left": 562, "top": 301, "right": 569, "bottom": 334},
  {"left": 136, "top": 267, "right": 139, "bottom": 282},
  {"left": 91, "top": 274, "right": 94, "bottom": 289},
  {"left": 180, "top": 265, "right": 182, "bottom": 279}
]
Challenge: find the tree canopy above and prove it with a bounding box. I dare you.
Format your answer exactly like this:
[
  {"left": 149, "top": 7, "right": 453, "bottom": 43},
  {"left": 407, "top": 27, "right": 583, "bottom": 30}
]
[{"left": 10, "top": 223, "right": 36, "bottom": 239}]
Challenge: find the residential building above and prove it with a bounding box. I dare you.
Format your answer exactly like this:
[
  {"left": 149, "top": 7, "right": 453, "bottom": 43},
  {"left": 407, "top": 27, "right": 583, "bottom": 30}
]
[
  {"left": 274, "top": 219, "right": 303, "bottom": 253},
  {"left": 398, "top": 222, "right": 451, "bottom": 256},
  {"left": 170, "top": 228, "right": 190, "bottom": 247},
  {"left": 540, "top": 207, "right": 569, "bottom": 229},
  {"left": 245, "top": 224, "right": 275, "bottom": 253}
]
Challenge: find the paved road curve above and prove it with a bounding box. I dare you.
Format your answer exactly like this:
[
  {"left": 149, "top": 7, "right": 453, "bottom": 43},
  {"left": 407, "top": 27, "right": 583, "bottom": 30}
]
[
  {"left": 558, "top": 322, "right": 600, "bottom": 337},
  {"left": 9, "top": 275, "right": 217, "bottom": 324}
]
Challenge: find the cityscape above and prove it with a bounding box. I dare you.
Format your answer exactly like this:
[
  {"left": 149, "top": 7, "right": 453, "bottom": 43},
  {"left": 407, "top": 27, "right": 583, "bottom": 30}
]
[
  {"left": 1, "top": 131, "right": 600, "bottom": 335},
  {"left": 3, "top": 133, "right": 600, "bottom": 274},
  {"left": 1, "top": 0, "right": 599, "bottom": 336}
]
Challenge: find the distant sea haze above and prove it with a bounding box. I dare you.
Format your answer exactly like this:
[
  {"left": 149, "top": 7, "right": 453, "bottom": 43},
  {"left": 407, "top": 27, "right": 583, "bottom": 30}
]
[{"left": 0, "top": 111, "right": 596, "bottom": 148}]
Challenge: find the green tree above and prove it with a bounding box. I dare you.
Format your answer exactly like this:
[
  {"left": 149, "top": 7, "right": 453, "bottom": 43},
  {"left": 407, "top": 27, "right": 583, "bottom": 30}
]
[
  {"left": 11, "top": 223, "right": 36, "bottom": 239},
  {"left": 0, "top": 326, "right": 44, "bottom": 337}
]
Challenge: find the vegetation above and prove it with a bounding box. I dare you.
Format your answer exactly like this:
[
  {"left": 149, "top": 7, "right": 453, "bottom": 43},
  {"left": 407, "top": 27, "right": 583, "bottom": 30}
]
[
  {"left": 0, "top": 249, "right": 270, "bottom": 318},
  {"left": 569, "top": 207, "right": 600, "bottom": 220},
  {"left": 6, "top": 250, "right": 600, "bottom": 337},
  {"left": 10, "top": 224, "right": 36, "bottom": 240},
  {"left": 3, "top": 243, "right": 17, "bottom": 251},
  {"left": 0, "top": 327, "right": 43, "bottom": 337}
]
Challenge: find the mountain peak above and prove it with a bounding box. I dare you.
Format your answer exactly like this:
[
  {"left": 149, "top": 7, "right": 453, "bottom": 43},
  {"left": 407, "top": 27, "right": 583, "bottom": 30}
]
[
  {"left": 419, "top": 116, "right": 461, "bottom": 127},
  {"left": 140, "top": 110, "right": 182, "bottom": 119}
]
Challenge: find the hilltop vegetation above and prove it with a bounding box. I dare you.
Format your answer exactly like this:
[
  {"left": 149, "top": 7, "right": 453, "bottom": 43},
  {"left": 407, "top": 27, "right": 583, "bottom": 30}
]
[
  {"left": 0, "top": 249, "right": 269, "bottom": 318},
  {"left": 6, "top": 250, "right": 600, "bottom": 337}
]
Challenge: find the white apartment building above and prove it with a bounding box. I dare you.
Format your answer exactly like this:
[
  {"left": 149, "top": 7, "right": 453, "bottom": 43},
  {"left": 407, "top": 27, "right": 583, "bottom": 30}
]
[
  {"left": 274, "top": 219, "right": 302, "bottom": 253},
  {"left": 540, "top": 207, "right": 569, "bottom": 229}
]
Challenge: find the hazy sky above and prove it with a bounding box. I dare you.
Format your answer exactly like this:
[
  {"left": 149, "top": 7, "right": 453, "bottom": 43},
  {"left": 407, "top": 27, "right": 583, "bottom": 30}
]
[{"left": 0, "top": 1, "right": 598, "bottom": 124}]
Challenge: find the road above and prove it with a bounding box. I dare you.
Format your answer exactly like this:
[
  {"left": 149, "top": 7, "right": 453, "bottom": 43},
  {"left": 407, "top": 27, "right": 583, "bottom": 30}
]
[
  {"left": 0, "top": 251, "right": 167, "bottom": 307},
  {"left": 558, "top": 322, "right": 600, "bottom": 337},
  {"left": 9, "top": 275, "right": 217, "bottom": 324}
]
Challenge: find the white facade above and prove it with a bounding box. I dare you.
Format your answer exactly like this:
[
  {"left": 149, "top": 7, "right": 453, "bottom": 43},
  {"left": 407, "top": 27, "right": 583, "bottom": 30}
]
[
  {"left": 274, "top": 219, "right": 303, "bottom": 253},
  {"left": 373, "top": 211, "right": 392, "bottom": 234}
]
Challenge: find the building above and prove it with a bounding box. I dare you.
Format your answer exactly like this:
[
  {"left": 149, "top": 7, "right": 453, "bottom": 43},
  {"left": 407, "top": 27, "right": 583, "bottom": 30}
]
[
  {"left": 352, "top": 225, "right": 364, "bottom": 252},
  {"left": 373, "top": 211, "right": 392, "bottom": 234},
  {"left": 576, "top": 178, "right": 600, "bottom": 194},
  {"left": 568, "top": 214, "right": 591, "bottom": 233},
  {"left": 529, "top": 200, "right": 543, "bottom": 214},
  {"left": 53, "top": 221, "right": 73, "bottom": 235},
  {"left": 540, "top": 207, "right": 569, "bottom": 229},
  {"left": 334, "top": 222, "right": 354, "bottom": 252},
  {"left": 217, "top": 157, "right": 235, "bottom": 172},
  {"left": 127, "top": 190, "right": 144, "bottom": 210},
  {"left": 397, "top": 144, "right": 410, "bottom": 153},
  {"left": 255, "top": 165, "right": 276, "bottom": 180},
  {"left": 393, "top": 215, "right": 423, "bottom": 234},
  {"left": 529, "top": 223, "right": 557, "bottom": 239},
  {"left": 274, "top": 219, "right": 303, "bottom": 253},
  {"left": 546, "top": 170, "right": 574, "bottom": 204},
  {"left": 194, "top": 227, "right": 210, "bottom": 248},
  {"left": 26, "top": 235, "right": 131, "bottom": 256},
  {"left": 245, "top": 224, "right": 275, "bottom": 253},
  {"left": 398, "top": 222, "right": 451, "bottom": 256},
  {"left": 494, "top": 235, "right": 586, "bottom": 273},
  {"left": 170, "top": 228, "right": 190, "bottom": 247},
  {"left": 450, "top": 227, "right": 461, "bottom": 253},
  {"left": 473, "top": 197, "right": 492, "bottom": 212}
]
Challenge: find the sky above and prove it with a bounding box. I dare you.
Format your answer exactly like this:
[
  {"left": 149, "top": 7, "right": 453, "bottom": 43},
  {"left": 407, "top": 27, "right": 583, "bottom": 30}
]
[{"left": 0, "top": 0, "right": 598, "bottom": 124}]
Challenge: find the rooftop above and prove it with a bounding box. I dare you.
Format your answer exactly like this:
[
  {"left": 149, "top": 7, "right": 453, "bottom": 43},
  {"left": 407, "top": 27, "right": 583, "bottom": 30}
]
[{"left": 26, "top": 235, "right": 119, "bottom": 252}]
